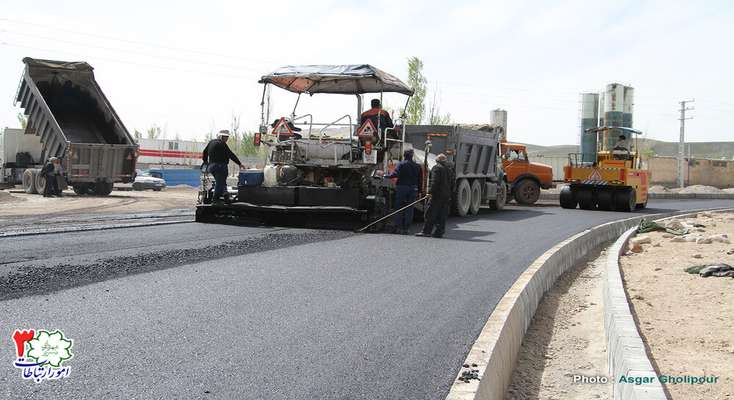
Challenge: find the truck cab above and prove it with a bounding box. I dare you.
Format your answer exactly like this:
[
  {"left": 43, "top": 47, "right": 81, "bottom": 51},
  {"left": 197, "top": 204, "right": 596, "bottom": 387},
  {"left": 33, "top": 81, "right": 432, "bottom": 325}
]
[{"left": 500, "top": 142, "right": 553, "bottom": 205}]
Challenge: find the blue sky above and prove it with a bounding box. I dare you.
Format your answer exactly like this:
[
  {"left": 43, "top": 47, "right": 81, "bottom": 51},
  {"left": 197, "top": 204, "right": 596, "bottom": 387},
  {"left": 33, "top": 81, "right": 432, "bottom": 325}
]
[{"left": 1, "top": 0, "right": 732, "bottom": 146}]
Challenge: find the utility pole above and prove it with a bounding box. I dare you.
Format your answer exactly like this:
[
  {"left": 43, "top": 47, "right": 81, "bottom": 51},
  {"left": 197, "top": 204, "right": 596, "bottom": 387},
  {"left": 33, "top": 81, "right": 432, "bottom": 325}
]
[{"left": 677, "top": 99, "right": 694, "bottom": 188}]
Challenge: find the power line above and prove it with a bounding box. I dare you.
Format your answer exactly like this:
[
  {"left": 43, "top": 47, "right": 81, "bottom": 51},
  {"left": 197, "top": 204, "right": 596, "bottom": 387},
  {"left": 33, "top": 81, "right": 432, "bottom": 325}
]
[
  {"left": 0, "top": 17, "right": 276, "bottom": 65},
  {"left": 0, "top": 29, "right": 267, "bottom": 73},
  {"left": 0, "top": 41, "right": 261, "bottom": 81}
]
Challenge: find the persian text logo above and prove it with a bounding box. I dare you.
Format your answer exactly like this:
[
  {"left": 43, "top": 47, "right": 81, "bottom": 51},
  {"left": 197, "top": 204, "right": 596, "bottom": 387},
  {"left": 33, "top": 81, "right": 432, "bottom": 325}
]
[{"left": 12, "top": 329, "right": 73, "bottom": 383}]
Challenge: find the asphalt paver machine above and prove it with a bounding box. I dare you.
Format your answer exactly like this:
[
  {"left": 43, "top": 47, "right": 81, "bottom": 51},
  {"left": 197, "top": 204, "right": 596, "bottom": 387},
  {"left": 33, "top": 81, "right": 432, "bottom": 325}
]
[
  {"left": 560, "top": 126, "right": 650, "bottom": 211},
  {"left": 195, "top": 65, "right": 414, "bottom": 230}
]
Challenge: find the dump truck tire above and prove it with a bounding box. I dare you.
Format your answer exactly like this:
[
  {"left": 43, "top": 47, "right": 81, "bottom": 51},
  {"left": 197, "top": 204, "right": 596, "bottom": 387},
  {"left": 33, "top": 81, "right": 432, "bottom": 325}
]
[
  {"left": 596, "top": 190, "right": 613, "bottom": 211},
  {"left": 577, "top": 189, "right": 595, "bottom": 210},
  {"left": 559, "top": 186, "right": 577, "bottom": 209},
  {"left": 93, "top": 182, "right": 114, "bottom": 196},
  {"left": 34, "top": 169, "right": 47, "bottom": 195},
  {"left": 73, "top": 183, "right": 92, "bottom": 195},
  {"left": 469, "top": 180, "right": 482, "bottom": 215},
  {"left": 489, "top": 183, "right": 506, "bottom": 211},
  {"left": 513, "top": 179, "right": 540, "bottom": 205},
  {"left": 23, "top": 169, "right": 38, "bottom": 194},
  {"left": 454, "top": 179, "right": 471, "bottom": 217}
]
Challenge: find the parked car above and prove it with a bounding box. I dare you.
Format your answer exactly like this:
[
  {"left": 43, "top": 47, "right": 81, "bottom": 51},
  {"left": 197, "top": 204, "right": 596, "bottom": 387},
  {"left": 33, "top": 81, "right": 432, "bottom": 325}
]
[{"left": 133, "top": 170, "right": 166, "bottom": 191}]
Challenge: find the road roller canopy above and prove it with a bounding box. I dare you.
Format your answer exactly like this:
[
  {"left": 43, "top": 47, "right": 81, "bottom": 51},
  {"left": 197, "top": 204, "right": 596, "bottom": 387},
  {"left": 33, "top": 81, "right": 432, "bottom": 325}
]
[
  {"left": 584, "top": 126, "right": 642, "bottom": 135},
  {"left": 259, "top": 65, "right": 414, "bottom": 95}
]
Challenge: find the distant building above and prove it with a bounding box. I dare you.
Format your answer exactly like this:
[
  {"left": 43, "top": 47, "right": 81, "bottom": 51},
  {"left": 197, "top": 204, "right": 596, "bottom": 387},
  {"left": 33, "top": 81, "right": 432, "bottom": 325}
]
[{"left": 136, "top": 138, "right": 205, "bottom": 169}]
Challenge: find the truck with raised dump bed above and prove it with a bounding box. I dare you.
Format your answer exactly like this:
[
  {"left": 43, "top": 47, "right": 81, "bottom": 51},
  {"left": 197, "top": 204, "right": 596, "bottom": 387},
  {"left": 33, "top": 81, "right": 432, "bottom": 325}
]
[{"left": 0, "top": 58, "right": 138, "bottom": 195}]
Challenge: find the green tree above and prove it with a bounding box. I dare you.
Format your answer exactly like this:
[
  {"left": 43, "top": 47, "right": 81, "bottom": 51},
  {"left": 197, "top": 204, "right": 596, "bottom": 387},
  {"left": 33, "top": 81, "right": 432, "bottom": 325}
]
[
  {"left": 133, "top": 129, "right": 143, "bottom": 141},
  {"left": 427, "top": 85, "right": 452, "bottom": 125},
  {"left": 406, "top": 57, "right": 427, "bottom": 124},
  {"left": 146, "top": 124, "right": 162, "bottom": 139}
]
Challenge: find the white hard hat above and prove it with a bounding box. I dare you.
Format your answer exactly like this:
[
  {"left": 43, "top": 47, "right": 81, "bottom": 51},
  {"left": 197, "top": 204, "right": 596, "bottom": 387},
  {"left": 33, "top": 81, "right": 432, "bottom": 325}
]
[{"left": 217, "top": 130, "right": 230, "bottom": 138}]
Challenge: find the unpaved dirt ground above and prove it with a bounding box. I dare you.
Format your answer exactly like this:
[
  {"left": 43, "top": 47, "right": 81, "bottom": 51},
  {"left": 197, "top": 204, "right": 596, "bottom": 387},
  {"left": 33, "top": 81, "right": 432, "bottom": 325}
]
[
  {"left": 0, "top": 186, "right": 197, "bottom": 217},
  {"left": 621, "top": 212, "right": 734, "bottom": 399},
  {"left": 507, "top": 248, "right": 611, "bottom": 400}
]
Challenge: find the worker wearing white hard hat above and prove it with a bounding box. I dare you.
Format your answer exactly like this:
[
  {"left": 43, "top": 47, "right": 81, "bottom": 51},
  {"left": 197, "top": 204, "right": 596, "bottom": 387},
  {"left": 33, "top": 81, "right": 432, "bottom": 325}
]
[{"left": 202, "top": 130, "right": 245, "bottom": 204}]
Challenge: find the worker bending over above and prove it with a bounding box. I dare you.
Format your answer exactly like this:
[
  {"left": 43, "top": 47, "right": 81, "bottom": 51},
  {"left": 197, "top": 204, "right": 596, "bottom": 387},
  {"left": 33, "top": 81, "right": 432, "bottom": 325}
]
[
  {"left": 384, "top": 149, "right": 421, "bottom": 234},
  {"left": 416, "top": 153, "right": 452, "bottom": 238},
  {"left": 202, "top": 130, "right": 246, "bottom": 204}
]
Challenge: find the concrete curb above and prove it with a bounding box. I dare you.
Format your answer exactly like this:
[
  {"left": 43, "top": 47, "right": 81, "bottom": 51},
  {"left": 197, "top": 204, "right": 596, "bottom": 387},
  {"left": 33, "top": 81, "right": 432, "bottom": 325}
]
[
  {"left": 605, "top": 226, "right": 666, "bottom": 400},
  {"left": 539, "top": 192, "right": 734, "bottom": 201},
  {"left": 604, "top": 208, "right": 734, "bottom": 400},
  {"left": 444, "top": 207, "right": 730, "bottom": 400}
]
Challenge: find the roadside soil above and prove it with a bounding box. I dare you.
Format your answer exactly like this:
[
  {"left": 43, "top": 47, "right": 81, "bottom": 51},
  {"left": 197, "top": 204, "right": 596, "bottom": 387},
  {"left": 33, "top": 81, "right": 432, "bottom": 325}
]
[
  {"left": 506, "top": 248, "right": 611, "bottom": 400},
  {"left": 621, "top": 211, "right": 734, "bottom": 399},
  {"left": 0, "top": 185, "right": 197, "bottom": 217}
]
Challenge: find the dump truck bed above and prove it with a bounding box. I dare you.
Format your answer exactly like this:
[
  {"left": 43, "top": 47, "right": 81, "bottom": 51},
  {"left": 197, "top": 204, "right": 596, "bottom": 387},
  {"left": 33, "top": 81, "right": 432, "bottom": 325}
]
[
  {"left": 404, "top": 124, "right": 501, "bottom": 180},
  {"left": 13, "top": 58, "right": 137, "bottom": 183}
]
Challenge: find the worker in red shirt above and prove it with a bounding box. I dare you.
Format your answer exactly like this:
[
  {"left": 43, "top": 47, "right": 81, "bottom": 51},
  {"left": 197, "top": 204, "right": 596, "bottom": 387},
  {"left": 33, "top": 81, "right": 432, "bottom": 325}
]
[{"left": 359, "top": 99, "right": 394, "bottom": 140}]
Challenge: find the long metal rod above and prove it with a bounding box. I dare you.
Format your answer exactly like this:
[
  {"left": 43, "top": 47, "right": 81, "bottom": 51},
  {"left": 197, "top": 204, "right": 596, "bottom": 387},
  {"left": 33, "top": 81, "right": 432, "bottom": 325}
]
[{"left": 357, "top": 195, "right": 429, "bottom": 232}]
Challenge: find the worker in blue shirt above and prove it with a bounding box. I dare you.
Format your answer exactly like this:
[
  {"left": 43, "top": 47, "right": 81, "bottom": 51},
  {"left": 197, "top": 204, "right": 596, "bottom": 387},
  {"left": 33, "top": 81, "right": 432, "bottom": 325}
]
[{"left": 384, "top": 149, "right": 422, "bottom": 234}]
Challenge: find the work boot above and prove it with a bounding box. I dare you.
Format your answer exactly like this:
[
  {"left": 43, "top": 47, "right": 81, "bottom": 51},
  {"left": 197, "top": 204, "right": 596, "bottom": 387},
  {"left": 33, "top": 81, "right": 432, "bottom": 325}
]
[{"left": 415, "top": 232, "right": 430, "bottom": 237}]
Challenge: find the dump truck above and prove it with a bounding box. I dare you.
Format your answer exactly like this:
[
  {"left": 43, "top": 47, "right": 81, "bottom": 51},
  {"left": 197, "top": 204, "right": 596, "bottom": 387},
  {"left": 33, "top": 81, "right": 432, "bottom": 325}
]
[
  {"left": 0, "top": 58, "right": 138, "bottom": 195},
  {"left": 500, "top": 142, "right": 553, "bottom": 205},
  {"left": 560, "top": 126, "right": 649, "bottom": 211},
  {"left": 404, "top": 125, "right": 508, "bottom": 216}
]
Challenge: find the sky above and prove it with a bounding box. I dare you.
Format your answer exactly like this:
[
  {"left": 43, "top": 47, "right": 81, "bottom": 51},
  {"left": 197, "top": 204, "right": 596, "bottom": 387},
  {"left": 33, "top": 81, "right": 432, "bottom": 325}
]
[{"left": 1, "top": 0, "right": 732, "bottom": 146}]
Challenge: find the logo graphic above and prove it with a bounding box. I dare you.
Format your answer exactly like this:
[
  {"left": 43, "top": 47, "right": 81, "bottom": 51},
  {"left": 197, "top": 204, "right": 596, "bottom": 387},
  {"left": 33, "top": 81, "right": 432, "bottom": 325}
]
[{"left": 12, "top": 329, "right": 73, "bottom": 383}]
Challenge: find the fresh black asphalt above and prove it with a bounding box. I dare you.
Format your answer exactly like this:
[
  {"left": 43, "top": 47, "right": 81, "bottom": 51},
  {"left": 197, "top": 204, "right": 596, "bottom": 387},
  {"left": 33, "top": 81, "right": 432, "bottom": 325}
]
[{"left": 0, "top": 199, "right": 731, "bottom": 399}]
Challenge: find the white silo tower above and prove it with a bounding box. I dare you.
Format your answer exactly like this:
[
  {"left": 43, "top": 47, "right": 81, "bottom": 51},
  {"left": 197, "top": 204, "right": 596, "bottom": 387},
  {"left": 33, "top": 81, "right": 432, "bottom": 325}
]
[{"left": 490, "top": 109, "right": 508, "bottom": 142}]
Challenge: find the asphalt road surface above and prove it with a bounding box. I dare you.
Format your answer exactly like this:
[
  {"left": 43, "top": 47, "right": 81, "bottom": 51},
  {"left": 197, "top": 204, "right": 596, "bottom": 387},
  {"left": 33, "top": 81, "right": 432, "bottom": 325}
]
[{"left": 1, "top": 199, "right": 732, "bottom": 399}]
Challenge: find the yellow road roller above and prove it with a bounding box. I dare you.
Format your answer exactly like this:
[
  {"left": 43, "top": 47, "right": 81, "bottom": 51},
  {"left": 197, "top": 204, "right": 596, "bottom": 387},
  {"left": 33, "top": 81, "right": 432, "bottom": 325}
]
[{"left": 560, "top": 126, "right": 649, "bottom": 211}]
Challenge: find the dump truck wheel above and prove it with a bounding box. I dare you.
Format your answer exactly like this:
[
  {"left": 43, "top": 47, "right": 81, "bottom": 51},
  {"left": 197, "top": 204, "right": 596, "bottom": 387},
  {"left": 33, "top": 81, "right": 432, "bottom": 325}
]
[
  {"left": 73, "top": 183, "right": 92, "bottom": 195},
  {"left": 34, "top": 169, "right": 47, "bottom": 195},
  {"left": 489, "top": 183, "right": 507, "bottom": 211},
  {"left": 615, "top": 188, "right": 636, "bottom": 212},
  {"left": 513, "top": 179, "right": 540, "bottom": 205},
  {"left": 559, "top": 186, "right": 577, "bottom": 209},
  {"left": 93, "top": 182, "right": 114, "bottom": 196},
  {"left": 469, "top": 180, "right": 482, "bottom": 215},
  {"left": 23, "top": 169, "right": 38, "bottom": 194},
  {"left": 454, "top": 179, "right": 471, "bottom": 217},
  {"left": 577, "top": 189, "right": 595, "bottom": 210},
  {"left": 596, "top": 190, "right": 613, "bottom": 211}
]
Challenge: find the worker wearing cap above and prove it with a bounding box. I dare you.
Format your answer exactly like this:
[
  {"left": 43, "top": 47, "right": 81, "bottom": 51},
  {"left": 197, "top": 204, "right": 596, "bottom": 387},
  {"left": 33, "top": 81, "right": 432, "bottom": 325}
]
[
  {"left": 202, "top": 130, "right": 246, "bottom": 204},
  {"left": 416, "top": 153, "right": 452, "bottom": 238},
  {"left": 384, "top": 149, "right": 422, "bottom": 234},
  {"left": 359, "top": 99, "right": 394, "bottom": 138},
  {"left": 41, "top": 157, "right": 63, "bottom": 197}
]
